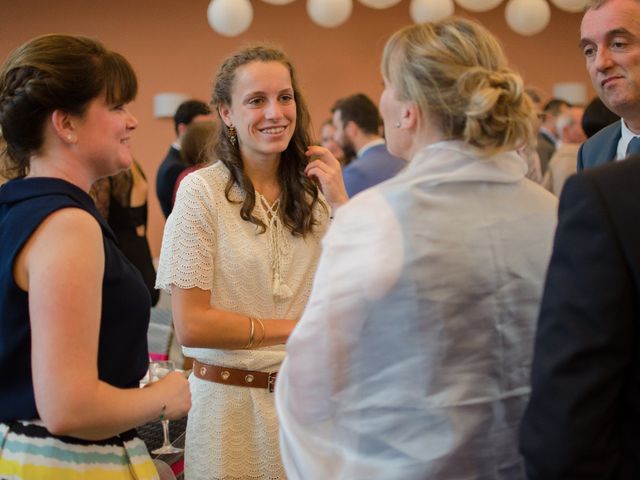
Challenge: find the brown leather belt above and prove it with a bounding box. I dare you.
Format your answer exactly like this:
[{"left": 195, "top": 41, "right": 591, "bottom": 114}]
[{"left": 192, "top": 359, "right": 277, "bottom": 392}]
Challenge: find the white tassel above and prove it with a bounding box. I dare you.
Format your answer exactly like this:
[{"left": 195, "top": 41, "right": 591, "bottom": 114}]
[{"left": 273, "top": 273, "right": 293, "bottom": 300}]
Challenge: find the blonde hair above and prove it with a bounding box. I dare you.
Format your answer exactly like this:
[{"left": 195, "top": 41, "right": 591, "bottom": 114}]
[{"left": 382, "top": 17, "right": 535, "bottom": 155}]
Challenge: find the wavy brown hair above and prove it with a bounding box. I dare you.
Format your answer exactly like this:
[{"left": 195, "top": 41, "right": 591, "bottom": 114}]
[{"left": 211, "top": 45, "right": 323, "bottom": 236}]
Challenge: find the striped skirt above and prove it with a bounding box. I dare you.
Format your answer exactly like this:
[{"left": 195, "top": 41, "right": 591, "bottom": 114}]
[{"left": 0, "top": 420, "right": 159, "bottom": 479}]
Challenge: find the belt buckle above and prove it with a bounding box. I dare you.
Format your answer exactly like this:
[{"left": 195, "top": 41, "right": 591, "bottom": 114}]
[{"left": 268, "top": 372, "right": 277, "bottom": 393}]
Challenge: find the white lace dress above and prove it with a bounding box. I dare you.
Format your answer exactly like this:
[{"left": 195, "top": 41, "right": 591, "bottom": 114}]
[{"left": 156, "top": 161, "right": 329, "bottom": 479}]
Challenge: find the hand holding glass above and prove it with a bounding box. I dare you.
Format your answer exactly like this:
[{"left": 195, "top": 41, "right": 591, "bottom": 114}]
[{"left": 149, "top": 360, "right": 183, "bottom": 455}]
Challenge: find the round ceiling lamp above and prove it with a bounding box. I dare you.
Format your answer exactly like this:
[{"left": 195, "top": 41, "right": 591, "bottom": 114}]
[
  {"left": 505, "top": 0, "right": 551, "bottom": 36},
  {"left": 455, "top": 0, "right": 503, "bottom": 12},
  {"left": 549, "top": 0, "right": 589, "bottom": 13},
  {"left": 410, "top": 0, "right": 455, "bottom": 23},
  {"left": 207, "top": 0, "right": 253, "bottom": 37},
  {"left": 307, "top": 0, "right": 353, "bottom": 28},
  {"left": 262, "top": 0, "right": 297, "bottom": 5},
  {"left": 358, "top": 0, "right": 403, "bottom": 8}
]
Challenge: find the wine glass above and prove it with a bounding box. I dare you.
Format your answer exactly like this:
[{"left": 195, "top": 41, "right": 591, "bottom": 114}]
[{"left": 149, "top": 360, "right": 183, "bottom": 455}]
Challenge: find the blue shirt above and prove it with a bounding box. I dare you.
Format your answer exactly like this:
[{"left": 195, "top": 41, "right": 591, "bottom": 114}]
[{"left": 342, "top": 143, "right": 405, "bottom": 197}]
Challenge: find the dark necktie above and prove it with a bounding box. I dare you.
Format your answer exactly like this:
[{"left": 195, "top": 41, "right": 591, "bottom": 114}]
[{"left": 626, "top": 136, "right": 640, "bottom": 157}]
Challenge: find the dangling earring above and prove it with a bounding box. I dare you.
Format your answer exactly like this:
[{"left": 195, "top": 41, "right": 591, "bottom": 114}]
[{"left": 227, "top": 125, "right": 237, "bottom": 147}]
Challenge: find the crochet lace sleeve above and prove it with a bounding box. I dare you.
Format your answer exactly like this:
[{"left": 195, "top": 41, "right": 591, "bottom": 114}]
[{"left": 155, "top": 173, "right": 217, "bottom": 293}]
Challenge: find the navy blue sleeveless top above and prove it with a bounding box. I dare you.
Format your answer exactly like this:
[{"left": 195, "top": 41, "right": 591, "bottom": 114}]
[{"left": 0, "top": 177, "right": 151, "bottom": 421}]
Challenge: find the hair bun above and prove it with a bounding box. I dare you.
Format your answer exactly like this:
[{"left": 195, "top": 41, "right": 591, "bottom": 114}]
[{"left": 458, "top": 67, "right": 532, "bottom": 151}]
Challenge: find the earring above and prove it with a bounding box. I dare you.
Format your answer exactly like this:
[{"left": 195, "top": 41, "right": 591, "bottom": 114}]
[
  {"left": 395, "top": 122, "right": 401, "bottom": 128},
  {"left": 227, "top": 125, "right": 237, "bottom": 147},
  {"left": 67, "top": 134, "right": 76, "bottom": 143}
]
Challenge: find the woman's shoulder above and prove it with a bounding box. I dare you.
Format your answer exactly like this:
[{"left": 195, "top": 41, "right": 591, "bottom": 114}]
[
  {"left": 190, "top": 160, "right": 228, "bottom": 181},
  {"left": 179, "top": 161, "right": 230, "bottom": 195}
]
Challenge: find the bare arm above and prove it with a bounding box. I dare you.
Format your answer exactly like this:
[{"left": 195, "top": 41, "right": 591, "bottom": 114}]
[
  {"left": 17, "top": 208, "right": 190, "bottom": 440},
  {"left": 171, "top": 286, "right": 297, "bottom": 349}
]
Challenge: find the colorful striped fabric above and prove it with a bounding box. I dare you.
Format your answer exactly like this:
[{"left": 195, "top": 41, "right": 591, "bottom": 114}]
[{"left": 0, "top": 421, "right": 159, "bottom": 480}]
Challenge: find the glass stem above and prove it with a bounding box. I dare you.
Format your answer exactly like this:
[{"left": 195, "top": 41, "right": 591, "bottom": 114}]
[{"left": 161, "top": 419, "right": 172, "bottom": 447}]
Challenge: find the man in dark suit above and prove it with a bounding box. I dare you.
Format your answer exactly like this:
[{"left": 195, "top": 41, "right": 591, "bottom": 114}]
[
  {"left": 577, "top": 0, "right": 640, "bottom": 170},
  {"left": 520, "top": 155, "right": 640, "bottom": 479},
  {"left": 331, "top": 93, "right": 405, "bottom": 197},
  {"left": 156, "top": 100, "right": 212, "bottom": 218}
]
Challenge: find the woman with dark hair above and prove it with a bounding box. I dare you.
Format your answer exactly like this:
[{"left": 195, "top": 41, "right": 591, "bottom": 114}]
[
  {"left": 92, "top": 159, "right": 161, "bottom": 306},
  {"left": 156, "top": 45, "right": 347, "bottom": 479},
  {"left": 581, "top": 96, "right": 620, "bottom": 138},
  {"left": 0, "top": 34, "right": 190, "bottom": 479}
]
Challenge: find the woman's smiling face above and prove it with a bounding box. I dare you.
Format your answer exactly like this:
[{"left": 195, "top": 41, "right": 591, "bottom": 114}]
[{"left": 219, "top": 60, "right": 296, "bottom": 163}]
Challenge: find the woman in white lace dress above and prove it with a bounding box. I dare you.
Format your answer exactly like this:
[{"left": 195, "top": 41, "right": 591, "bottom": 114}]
[{"left": 156, "top": 45, "right": 347, "bottom": 479}]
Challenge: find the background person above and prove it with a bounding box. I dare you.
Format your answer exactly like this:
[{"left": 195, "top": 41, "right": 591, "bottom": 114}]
[
  {"left": 332, "top": 93, "right": 405, "bottom": 196},
  {"left": 577, "top": 0, "right": 640, "bottom": 169},
  {"left": 92, "top": 159, "right": 160, "bottom": 306},
  {"left": 0, "top": 34, "right": 190, "bottom": 479},
  {"left": 276, "top": 18, "right": 557, "bottom": 480},
  {"left": 581, "top": 96, "right": 620, "bottom": 138},
  {"left": 156, "top": 45, "right": 347, "bottom": 479},
  {"left": 520, "top": 156, "right": 640, "bottom": 479},
  {"left": 538, "top": 98, "right": 572, "bottom": 174},
  {"left": 171, "top": 120, "right": 218, "bottom": 207},
  {"left": 542, "top": 106, "right": 587, "bottom": 195},
  {"left": 156, "top": 99, "right": 213, "bottom": 218},
  {"left": 319, "top": 118, "right": 351, "bottom": 167}
]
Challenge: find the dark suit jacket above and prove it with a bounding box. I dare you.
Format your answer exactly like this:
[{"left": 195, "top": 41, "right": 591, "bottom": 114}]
[
  {"left": 577, "top": 120, "right": 621, "bottom": 171},
  {"left": 342, "top": 143, "right": 405, "bottom": 197},
  {"left": 156, "top": 146, "right": 185, "bottom": 218},
  {"left": 520, "top": 157, "right": 640, "bottom": 479}
]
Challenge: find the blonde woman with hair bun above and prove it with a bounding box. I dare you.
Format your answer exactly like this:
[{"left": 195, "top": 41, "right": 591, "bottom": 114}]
[{"left": 276, "top": 17, "right": 558, "bottom": 479}]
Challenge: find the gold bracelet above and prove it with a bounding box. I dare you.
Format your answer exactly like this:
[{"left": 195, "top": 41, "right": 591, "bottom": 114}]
[
  {"left": 254, "top": 318, "right": 265, "bottom": 348},
  {"left": 245, "top": 316, "right": 255, "bottom": 349}
]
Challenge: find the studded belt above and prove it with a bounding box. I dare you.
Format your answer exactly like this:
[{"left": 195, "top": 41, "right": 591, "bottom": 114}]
[{"left": 192, "top": 359, "right": 277, "bottom": 392}]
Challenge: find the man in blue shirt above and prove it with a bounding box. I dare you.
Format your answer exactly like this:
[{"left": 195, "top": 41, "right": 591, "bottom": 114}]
[{"left": 332, "top": 93, "right": 405, "bottom": 197}]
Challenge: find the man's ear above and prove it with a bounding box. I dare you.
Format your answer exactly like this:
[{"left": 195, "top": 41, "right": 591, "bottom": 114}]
[
  {"left": 177, "top": 123, "right": 188, "bottom": 137},
  {"left": 51, "top": 109, "right": 78, "bottom": 144},
  {"left": 345, "top": 120, "right": 358, "bottom": 139}
]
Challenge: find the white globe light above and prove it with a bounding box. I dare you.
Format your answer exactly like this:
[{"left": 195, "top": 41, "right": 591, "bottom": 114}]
[
  {"left": 505, "top": 0, "right": 551, "bottom": 36},
  {"left": 455, "top": 0, "right": 503, "bottom": 12},
  {"left": 307, "top": 0, "right": 353, "bottom": 28},
  {"left": 207, "top": 0, "right": 253, "bottom": 37},
  {"left": 549, "top": 0, "right": 589, "bottom": 13},
  {"left": 410, "top": 0, "right": 455, "bottom": 23},
  {"left": 358, "top": 0, "right": 402, "bottom": 8},
  {"left": 262, "top": 0, "right": 297, "bottom": 5}
]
